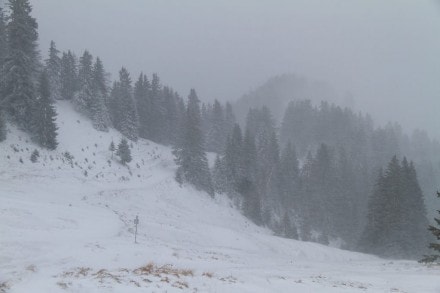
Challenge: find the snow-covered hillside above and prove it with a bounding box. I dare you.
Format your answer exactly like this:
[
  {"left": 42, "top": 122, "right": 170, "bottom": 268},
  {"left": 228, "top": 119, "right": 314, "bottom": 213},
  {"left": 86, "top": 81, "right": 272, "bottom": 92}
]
[{"left": 0, "top": 102, "right": 438, "bottom": 293}]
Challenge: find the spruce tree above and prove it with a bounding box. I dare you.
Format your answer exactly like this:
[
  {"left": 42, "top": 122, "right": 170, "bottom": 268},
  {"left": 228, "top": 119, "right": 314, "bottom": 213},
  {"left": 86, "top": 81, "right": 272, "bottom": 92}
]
[
  {"left": 0, "top": 7, "right": 7, "bottom": 72},
  {"left": 74, "top": 50, "right": 94, "bottom": 115},
  {"left": 206, "top": 99, "right": 226, "bottom": 153},
  {"left": 90, "top": 57, "right": 110, "bottom": 131},
  {"left": 33, "top": 71, "right": 58, "bottom": 149},
  {"left": 173, "top": 89, "right": 213, "bottom": 196},
  {"left": 134, "top": 73, "right": 151, "bottom": 139},
  {"left": 111, "top": 67, "right": 138, "bottom": 141},
  {"left": 421, "top": 191, "right": 440, "bottom": 263},
  {"left": 0, "top": 109, "right": 6, "bottom": 141},
  {"left": 2, "top": 0, "right": 40, "bottom": 131},
  {"left": 60, "top": 51, "right": 78, "bottom": 100},
  {"left": 109, "top": 140, "right": 115, "bottom": 159},
  {"left": 116, "top": 138, "right": 132, "bottom": 164},
  {"left": 45, "top": 41, "right": 61, "bottom": 100},
  {"left": 360, "top": 156, "right": 429, "bottom": 259}
]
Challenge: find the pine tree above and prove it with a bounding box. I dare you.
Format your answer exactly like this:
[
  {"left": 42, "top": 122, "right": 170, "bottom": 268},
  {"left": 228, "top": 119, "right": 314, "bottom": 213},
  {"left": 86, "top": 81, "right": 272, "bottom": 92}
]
[
  {"left": 134, "top": 73, "right": 151, "bottom": 139},
  {"left": 149, "top": 73, "right": 165, "bottom": 142},
  {"left": 74, "top": 50, "right": 94, "bottom": 115},
  {"left": 2, "top": 0, "right": 40, "bottom": 131},
  {"left": 206, "top": 99, "right": 226, "bottom": 153},
  {"left": 90, "top": 57, "right": 110, "bottom": 131},
  {"left": 116, "top": 138, "right": 132, "bottom": 164},
  {"left": 212, "top": 155, "right": 228, "bottom": 194},
  {"left": 360, "top": 156, "right": 429, "bottom": 259},
  {"left": 173, "top": 89, "right": 213, "bottom": 196},
  {"left": 60, "top": 50, "right": 78, "bottom": 100},
  {"left": 45, "top": 41, "right": 61, "bottom": 100},
  {"left": 111, "top": 67, "right": 138, "bottom": 141},
  {"left": 33, "top": 71, "right": 58, "bottom": 149},
  {"left": 279, "top": 141, "right": 299, "bottom": 208},
  {"left": 30, "top": 149, "right": 39, "bottom": 162},
  {"left": 0, "top": 109, "right": 6, "bottom": 141},
  {"left": 109, "top": 140, "right": 115, "bottom": 159},
  {"left": 421, "top": 191, "right": 440, "bottom": 263},
  {"left": 0, "top": 7, "right": 7, "bottom": 72}
]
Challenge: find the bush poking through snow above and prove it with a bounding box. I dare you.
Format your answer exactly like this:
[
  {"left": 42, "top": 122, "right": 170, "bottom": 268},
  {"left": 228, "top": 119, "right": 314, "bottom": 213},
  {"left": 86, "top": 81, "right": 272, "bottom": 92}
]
[{"left": 30, "top": 149, "right": 40, "bottom": 163}]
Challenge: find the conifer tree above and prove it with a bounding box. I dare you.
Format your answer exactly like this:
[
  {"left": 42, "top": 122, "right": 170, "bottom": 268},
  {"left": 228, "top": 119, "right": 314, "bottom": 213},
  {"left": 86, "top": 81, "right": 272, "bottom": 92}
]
[
  {"left": 45, "top": 41, "right": 61, "bottom": 100},
  {"left": 33, "top": 71, "right": 58, "bottom": 149},
  {"left": 111, "top": 67, "right": 138, "bottom": 141},
  {"left": 2, "top": 0, "right": 40, "bottom": 131},
  {"left": 116, "top": 138, "right": 132, "bottom": 164},
  {"left": 173, "top": 89, "right": 213, "bottom": 196},
  {"left": 421, "top": 191, "right": 440, "bottom": 263},
  {"left": 60, "top": 50, "right": 78, "bottom": 100},
  {"left": 74, "top": 50, "right": 94, "bottom": 115},
  {"left": 360, "top": 156, "right": 429, "bottom": 259},
  {"left": 0, "top": 7, "right": 7, "bottom": 71},
  {"left": 90, "top": 57, "right": 110, "bottom": 131},
  {"left": 109, "top": 140, "right": 115, "bottom": 159},
  {"left": 279, "top": 141, "right": 299, "bottom": 208},
  {"left": 149, "top": 73, "right": 164, "bottom": 142},
  {"left": 0, "top": 109, "right": 6, "bottom": 141},
  {"left": 134, "top": 73, "right": 151, "bottom": 139},
  {"left": 206, "top": 99, "right": 226, "bottom": 153}
]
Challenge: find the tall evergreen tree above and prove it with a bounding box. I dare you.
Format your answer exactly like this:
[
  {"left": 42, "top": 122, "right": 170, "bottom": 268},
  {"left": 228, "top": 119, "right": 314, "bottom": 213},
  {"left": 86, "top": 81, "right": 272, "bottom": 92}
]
[
  {"left": 206, "top": 99, "right": 226, "bottom": 153},
  {"left": 60, "top": 50, "right": 78, "bottom": 100},
  {"left": 0, "top": 109, "right": 6, "bottom": 141},
  {"left": 33, "top": 71, "right": 58, "bottom": 149},
  {"left": 173, "top": 89, "right": 213, "bottom": 196},
  {"left": 74, "top": 50, "right": 93, "bottom": 115},
  {"left": 134, "top": 73, "right": 151, "bottom": 139},
  {"left": 116, "top": 138, "right": 132, "bottom": 164},
  {"left": 0, "top": 7, "right": 7, "bottom": 72},
  {"left": 421, "top": 191, "right": 440, "bottom": 263},
  {"left": 90, "top": 57, "right": 110, "bottom": 131},
  {"left": 110, "top": 67, "right": 138, "bottom": 141},
  {"left": 2, "top": 0, "right": 40, "bottom": 131},
  {"left": 45, "top": 40, "right": 61, "bottom": 100},
  {"left": 360, "top": 156, "right": 429, "bottom": 259}
]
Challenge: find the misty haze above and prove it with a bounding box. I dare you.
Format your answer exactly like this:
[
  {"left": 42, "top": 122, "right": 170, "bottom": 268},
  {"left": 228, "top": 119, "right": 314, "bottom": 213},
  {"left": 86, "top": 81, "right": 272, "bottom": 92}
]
[{"left": 0, "top": 1, "right": 439, "bottom": 292}]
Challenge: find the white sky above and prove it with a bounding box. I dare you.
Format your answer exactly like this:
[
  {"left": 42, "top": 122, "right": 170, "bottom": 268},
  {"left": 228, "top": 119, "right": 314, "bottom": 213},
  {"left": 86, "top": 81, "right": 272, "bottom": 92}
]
[{"left": 26, "top": 0, "right": 440, "bottom": 139}]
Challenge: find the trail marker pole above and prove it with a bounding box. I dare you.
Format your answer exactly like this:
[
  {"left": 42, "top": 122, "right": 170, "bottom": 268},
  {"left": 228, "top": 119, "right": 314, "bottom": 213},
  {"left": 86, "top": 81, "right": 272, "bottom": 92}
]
[{"left": 134, "top": 215, "right": 139, "bottom": 244}]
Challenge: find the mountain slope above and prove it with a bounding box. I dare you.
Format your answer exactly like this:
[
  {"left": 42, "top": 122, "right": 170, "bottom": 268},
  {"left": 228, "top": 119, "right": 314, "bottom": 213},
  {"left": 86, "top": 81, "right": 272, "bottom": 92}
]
[{"left": 0, "top": 102, "right": 438, "bottom": 293}]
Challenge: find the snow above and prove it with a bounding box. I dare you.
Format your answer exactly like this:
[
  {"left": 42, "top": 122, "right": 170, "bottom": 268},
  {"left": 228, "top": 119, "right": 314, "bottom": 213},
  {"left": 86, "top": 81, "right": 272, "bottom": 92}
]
[{"left": 0, "top": 101, "right": 439, "bottom": 293}]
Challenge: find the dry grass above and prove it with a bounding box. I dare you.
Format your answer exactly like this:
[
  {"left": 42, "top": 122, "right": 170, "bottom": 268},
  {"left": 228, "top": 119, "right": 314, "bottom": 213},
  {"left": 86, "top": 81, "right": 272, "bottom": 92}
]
[
  {"left": 202, "top": 272, "right": 214, "bottom": 278},
  {"left": 134, "top": 262, "right": 194, "bottom": 278},
  {"left": 0, "top": 282, "right": 10, "bottom": 293}
]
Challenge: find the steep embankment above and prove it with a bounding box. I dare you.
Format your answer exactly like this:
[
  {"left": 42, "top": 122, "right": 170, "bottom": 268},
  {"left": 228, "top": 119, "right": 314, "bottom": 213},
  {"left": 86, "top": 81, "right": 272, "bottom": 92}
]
[{"left": 0, "top": 102, "right": 438, "bottom": 293}]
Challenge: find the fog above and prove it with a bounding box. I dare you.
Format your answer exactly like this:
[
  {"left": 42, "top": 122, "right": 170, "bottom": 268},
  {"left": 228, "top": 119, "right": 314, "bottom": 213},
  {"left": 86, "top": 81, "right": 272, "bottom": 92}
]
[{"left": 30, "top": 0, "right": 440, "bottom": 139}]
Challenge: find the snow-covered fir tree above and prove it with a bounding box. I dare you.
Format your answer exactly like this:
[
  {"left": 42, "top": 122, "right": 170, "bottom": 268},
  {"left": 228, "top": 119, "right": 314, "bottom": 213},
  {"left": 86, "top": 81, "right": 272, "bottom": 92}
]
[
  {"left": 173, "top": 89, "right": 213, "bottom": 196},
  {"left": 0, "top": 7, "right": 7, "bottom": 71},
  {"left": 116, "top": 138, "right": 132, "bottom": 165},
  {"left": 2, "top": 0, "right": 40, "bottom": 131},
  {"left": 60, "top": 50, "right": 78, "bottom": 100},
  {"left": 134, "top": 73, "right": 151, "bottom": 139},
  {"left": 33, "top": 71, "right": 58, "bottom": 149},
  {"left": 109, "top": 67, "right": 138, "bottom": 141},
  {"left": 360, "top": 156, "right": 429, "bottom": 259},
  {"left": 421, "top": 191, "right": 440, "bottom": 263},
  {"left": 90, "top": 57, "right": 110, "bottom": 131},
  {"left": 0, "top": 109, "right": 6, "bottom": 141},
  {"left": 74, "top": 50, "right": 94, "bottom": 115},
  {"left": 45, "top": 41, "right": 61, "bottom": 100}
]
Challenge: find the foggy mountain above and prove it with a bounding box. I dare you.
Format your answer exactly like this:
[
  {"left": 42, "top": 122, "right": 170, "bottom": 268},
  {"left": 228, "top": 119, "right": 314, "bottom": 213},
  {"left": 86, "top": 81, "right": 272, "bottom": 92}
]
[{"left": 1, "top": 0, "right": 440, "bottom": 292}]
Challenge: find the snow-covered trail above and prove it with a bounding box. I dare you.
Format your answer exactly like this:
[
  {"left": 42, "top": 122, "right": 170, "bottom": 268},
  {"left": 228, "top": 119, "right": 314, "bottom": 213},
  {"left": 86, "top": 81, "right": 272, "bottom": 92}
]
[{"left": 1, "top": 102, "right": 439, "bottom": 292}]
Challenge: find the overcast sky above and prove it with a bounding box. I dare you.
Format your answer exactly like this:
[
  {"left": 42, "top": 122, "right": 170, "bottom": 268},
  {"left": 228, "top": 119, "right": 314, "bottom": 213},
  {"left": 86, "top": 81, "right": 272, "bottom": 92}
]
[{"left": 27, "top": 0, "right": 440, "bottom": 139}]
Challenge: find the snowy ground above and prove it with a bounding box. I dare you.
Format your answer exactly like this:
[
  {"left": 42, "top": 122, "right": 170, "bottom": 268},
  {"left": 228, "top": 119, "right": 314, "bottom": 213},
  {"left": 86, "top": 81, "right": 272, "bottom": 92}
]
[{"left": 0, "top": 102, "right": 439, "bottom": 293}]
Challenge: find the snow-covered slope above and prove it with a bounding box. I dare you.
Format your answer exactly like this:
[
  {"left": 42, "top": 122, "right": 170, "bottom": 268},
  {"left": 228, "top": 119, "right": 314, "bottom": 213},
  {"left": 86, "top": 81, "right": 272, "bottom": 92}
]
[{"left": 0, "top": 102, "right": 438, "bottom": 293}]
